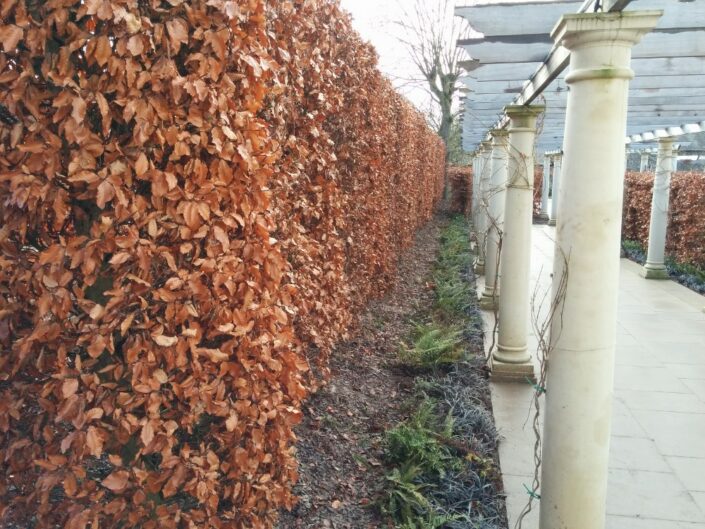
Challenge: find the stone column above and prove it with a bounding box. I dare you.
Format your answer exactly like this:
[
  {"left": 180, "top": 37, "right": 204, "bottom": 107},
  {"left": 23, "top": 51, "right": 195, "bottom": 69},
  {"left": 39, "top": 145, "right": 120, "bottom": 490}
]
[
  {"left": 540, "top": 11, "right": 662, "bottom": 529},
  {"left": 491, "top": 105, "right": 544, "bottom": 381},
  {"left": 548, "top": 152, "right": 562, "bottom": 227},
  {"left": 467, "top": 156, "right": 474, "bottom": 217},
  {"left": 539, "top": 154, "right": 551, "bottom": 221},
  {"left": 475, "top": 142, "right": 493, "bottom": 275},
  {"left": 480, "top": 130, "right": 509, "bottom": 310},
  {"left": 471, "top": 154, "right": 479, "bottom": 223},
  {"left": 642, "top": 138, "right": 674, "bottom": 279},
  {"left": 471, "top": 150, "right": 483, "bottom": 268},
  {"left": 640, "top": 151, "right": 650, "bottom": 172},
  {"left": 471, "top": 156, "right": 477, "bottom": 215}
]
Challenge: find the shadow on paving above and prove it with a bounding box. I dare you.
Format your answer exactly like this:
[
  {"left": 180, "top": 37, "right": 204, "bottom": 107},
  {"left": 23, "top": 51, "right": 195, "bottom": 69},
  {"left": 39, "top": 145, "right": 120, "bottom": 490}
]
[{"left": 278, "top": 214, "right": 507, "bottom": 529}]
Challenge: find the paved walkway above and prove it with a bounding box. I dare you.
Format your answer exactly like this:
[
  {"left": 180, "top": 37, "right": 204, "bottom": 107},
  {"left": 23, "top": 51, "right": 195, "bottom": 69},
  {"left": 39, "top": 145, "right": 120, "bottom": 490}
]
[{"left": 479, "top": 224, "right": 705, "bottom": 529}]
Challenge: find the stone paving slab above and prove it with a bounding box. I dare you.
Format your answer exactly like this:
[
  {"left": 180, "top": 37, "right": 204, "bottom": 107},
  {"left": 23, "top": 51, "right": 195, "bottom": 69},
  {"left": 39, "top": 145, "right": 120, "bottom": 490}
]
[{"left": 479, "top": 225, "right": 705, "bottom": 528}]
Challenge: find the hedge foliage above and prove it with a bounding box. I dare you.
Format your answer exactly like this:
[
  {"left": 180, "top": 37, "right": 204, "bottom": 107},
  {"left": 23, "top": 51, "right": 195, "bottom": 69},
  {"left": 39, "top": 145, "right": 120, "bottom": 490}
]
[
  {"left": 447, "top": 166, "right": 472, "bottom": 215},
  {"left": 623, "top": 171, "right": 705, "bottom": 267},
  {"left": 0, "top": 1, "right": 445, "bottom": 528}
]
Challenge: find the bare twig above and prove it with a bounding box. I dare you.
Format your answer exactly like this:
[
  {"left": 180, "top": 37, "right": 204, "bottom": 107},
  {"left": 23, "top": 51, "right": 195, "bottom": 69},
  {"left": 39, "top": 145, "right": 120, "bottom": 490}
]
[
  {"left": 393, "top": 0, "right": 470, "bottom": 151},
  {"left": 514, "top": 246, "right": 570, "bottom": 529}
]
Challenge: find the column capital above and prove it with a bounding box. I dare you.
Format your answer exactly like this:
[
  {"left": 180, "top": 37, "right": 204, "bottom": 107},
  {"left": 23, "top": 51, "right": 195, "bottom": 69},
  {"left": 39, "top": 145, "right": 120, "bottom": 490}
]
[
  {"left": 504, "top": 104, "right": 545, "bottom": 118},
  {"left": 553, "top": 12, "right": 662, "bottom": 83},
  {"left": 658, "top": 136, "right": 675, "bottom": 150},
  {"left": 552, "top": 11, "right": 663, "bottom": 49},
  {"left": 490, "top": 130, "right": 509, "bottom": 150},
  {"left": 504, "top": 104, "right": 545, "bottom": 131}
]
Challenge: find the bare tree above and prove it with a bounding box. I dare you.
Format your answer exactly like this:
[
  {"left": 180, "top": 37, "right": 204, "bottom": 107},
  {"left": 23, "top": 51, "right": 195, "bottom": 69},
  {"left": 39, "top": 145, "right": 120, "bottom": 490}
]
[{"left": 395, "top": 0, "right": 468, "bottom": 156}]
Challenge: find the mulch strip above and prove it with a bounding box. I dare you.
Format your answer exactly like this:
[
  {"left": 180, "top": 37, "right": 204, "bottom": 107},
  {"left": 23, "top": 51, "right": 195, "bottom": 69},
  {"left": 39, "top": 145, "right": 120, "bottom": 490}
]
[{"left": 278, "top": 215, "right": 507, "bottom": 529}]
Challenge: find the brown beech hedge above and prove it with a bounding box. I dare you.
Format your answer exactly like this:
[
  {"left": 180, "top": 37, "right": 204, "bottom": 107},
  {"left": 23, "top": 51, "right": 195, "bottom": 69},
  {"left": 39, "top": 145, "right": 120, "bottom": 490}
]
[
  {"left": 0, "top": 1, "right": 445, "bottom": 528},
  {"left": 447, "top": 166, "right": 472, "bottom": 215},
  {"left": 623, "top": 171, "right": 705, "bottom": 267}
]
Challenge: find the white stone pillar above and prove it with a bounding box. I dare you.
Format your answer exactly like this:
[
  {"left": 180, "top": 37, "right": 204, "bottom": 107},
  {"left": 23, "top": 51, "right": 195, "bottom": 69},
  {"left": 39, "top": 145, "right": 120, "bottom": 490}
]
[
  {"left": 539, "top": 154, "right": 551, "bottom": 221},
  {"left": 472, "top": 151, "right": 480, "bottom": 211},
  {"left": 480, "top": 130, "right": 509, "bottom": 310},
  {"left": 471, "top": 154, "right": 479, "bottom": 221},
  {"left": 642, "top": 138, "right": 674, "bottom": 279},
  {"left": 540, "top": 12, "right": 662, "bottom": 529},
  {"left": 491, "top": 105, "right": 544, "bottom": 381},
  {"left": 471, "top": 151, "right": 483, "bottom": 267},
  {"left": 472, "top": 155, "right": 480, "bottom": 221},
  {"left": 475, "top": 142, "right": 493, "bottom": 275},
  {"left": 548, "top": 153, "right": 562, "bottom": 226},
  {"left": 639, "top": 151, "right": 650, "bottom": 172}
]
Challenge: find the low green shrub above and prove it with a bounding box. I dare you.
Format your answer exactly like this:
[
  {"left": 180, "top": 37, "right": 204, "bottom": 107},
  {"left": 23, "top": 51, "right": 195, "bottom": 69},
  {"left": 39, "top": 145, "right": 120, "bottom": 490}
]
[
  {"left": 667, "top": 259, "right": 705, "bottom": 283},
  {"left": 384, "top": 400, "right": 456, "bottom": 477},
  {"left": 434, "top": 274, "right": 473, "bottom": 320},
  {"left": 380, "top": 216, "right": 504, "bottom": 529},
  {"left": 400, "top": 323, "right": 465, "bottom": 368},
  {"left": 622, "top": 239, "right": 644, "bottom": 253},
  {"left": 432, "top": 216, "right": 474, "bottom": 321},
  {"left": 379, "top": 464, "right": 433, "bottom": 523}
]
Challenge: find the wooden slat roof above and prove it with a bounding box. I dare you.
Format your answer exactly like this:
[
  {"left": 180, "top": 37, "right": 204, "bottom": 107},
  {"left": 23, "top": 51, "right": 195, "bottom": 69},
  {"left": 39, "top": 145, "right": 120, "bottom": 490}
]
[{"left": 455, "top": 0, "right": 705, "bottom": 152}]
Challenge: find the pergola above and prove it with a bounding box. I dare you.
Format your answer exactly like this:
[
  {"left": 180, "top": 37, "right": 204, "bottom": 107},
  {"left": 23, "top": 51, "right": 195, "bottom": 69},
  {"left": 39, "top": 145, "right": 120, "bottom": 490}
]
[
  {"left": 457, "top": 0, "right": 705, "bottom": 151},
  {"left": 455, "top": 1, "right": 705, "bottom": 528}
]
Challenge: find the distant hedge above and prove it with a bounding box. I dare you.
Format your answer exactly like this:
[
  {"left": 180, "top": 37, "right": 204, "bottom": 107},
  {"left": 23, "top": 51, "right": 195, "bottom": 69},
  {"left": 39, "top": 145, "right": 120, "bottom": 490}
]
[
  {"left": 447, "top": 166, "right": 472, "bottom": 214},
  {"left": 622, "top": 171, "right": 705, "bottom": 267},
  {"left": 0, "top": 1, "right": 444, "bottom": 528}
]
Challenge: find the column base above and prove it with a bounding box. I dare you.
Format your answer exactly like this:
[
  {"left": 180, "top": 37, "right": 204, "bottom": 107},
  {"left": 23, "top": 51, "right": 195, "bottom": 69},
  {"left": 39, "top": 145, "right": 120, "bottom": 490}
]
[
  {"left": 490, "top": 356, "right": 536, "bottom": 383},
  {"left": 479, "top": 290, "right": 499, "bottom": 311},
  {"left": 535, "top": 213, "right": 549, "bottom": 224},
  {"left": 640, "top": 265, "right": 669, "bottom": 280},
  {"left": 474, "top": 260, "right": 485, "bottom": 275},
  {"left": 547, "top": 219, "right": 557, "bottom": 227}
]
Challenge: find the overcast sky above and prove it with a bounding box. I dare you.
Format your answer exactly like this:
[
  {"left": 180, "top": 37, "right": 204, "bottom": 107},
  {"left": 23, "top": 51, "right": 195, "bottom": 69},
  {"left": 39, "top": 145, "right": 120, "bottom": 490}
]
[
  {"left": 338, "top": 0, "right": 555, "bottom": 113},
  {"left": 338, "top": 0, "right": 437, "bottom": 112}
]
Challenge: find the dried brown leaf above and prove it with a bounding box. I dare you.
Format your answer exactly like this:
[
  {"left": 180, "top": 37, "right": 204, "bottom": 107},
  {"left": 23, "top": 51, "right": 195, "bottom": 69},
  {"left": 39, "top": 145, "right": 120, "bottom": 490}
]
[{"left": 102, "top": 471, "right": 129, "bottom": 492}]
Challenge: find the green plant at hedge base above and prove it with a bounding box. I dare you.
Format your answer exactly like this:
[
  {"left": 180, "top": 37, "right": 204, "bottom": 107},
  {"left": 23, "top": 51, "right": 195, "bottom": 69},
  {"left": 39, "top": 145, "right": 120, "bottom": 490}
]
[
  {"left": 380, "top": 216, "right": 504, "bottom": 529},
  {"left": 381, "top": 403, "right": 469, "bottom": 528},
  {"left": 400, "top": 323, "right": 464, "bottom": 368},
  {"left": 380, "top": 464, "right": 433, "bottom": 523},
  {"left": 434, "top": 276, "right": 473, "bottom": 321},
  {"left": 622, "top": 239, "right": 644, "bottom": 254},
  {"left": 667, "top": 259, "right": 705, "bottom": 283},
  {"left": 397, "top": 513, "right": 465, "bottom": 529},
  {"left": 433, "top": 217, "right": 473, "bottom": 322},
  {"left": 384, "top": 400, "right": 458, "bottom": 478},
  {"left": 380, "top": 464, "right": 464, "bottom": 528}
]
